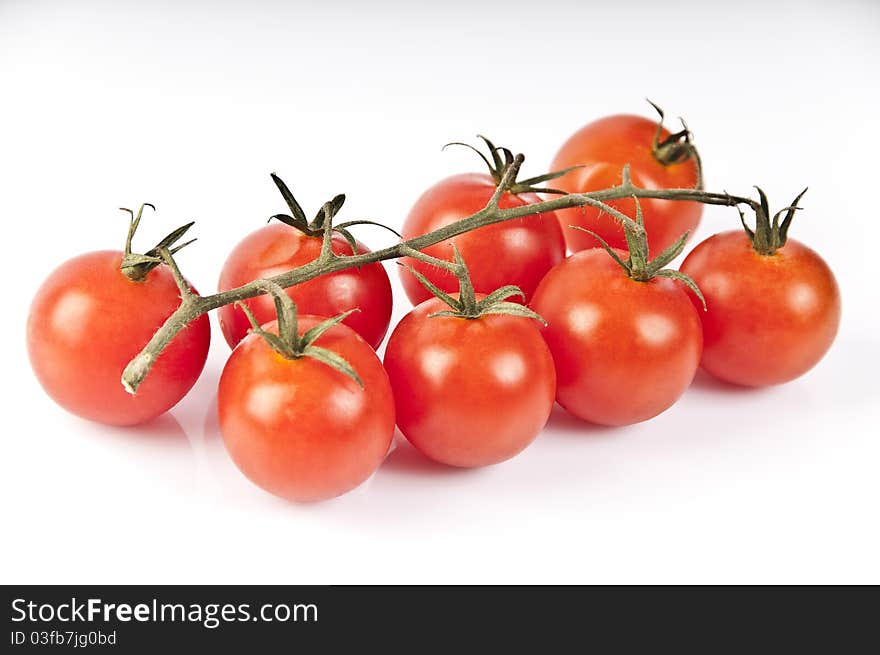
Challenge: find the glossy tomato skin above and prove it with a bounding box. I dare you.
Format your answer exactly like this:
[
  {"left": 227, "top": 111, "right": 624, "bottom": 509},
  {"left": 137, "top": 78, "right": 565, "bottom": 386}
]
[
  {"left": 27, "top": 251, "right": 211, "bottom": 426},
  {"left": 383, "top": 298, "right": 556, "bottom": 467},
  {"left": 531, "top": 248, "right": 702, "bottom": 426},
  {"left": 217, "top": 223, "right": 392, "bottom": 349},
  {"left": 680, "top": 231, "right": 840, "bottom": 387},
  {"left": 551, "top": 115, "right": 702, "bottom": 256},
  {"left": 218, "top": 316, "right": 395, "bottom": 502},
  {"left": 399, "top": 173, "right": 565, "bottom": 306}
]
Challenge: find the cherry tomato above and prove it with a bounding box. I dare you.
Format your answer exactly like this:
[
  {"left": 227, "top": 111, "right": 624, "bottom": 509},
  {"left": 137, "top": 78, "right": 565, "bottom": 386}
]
[
  {"left": 551, "top": 113, "right": 702, "bottom": 256},
  {"left": 218, "top": 316, "right": 395, "bottom": 502},
  {"left": 531, "top": 248, "right": 702, "bottom": 426},
  {"left": 27, "top": 251, "right": 211, "bottom": 426},
  {"left": 680, "top": 231, "right": 840, "bottom": 386},
  {"left": 398, "top": 173, "right": 565, "bottom": 305},
  {"left": 383, "top": 296, "right": 556, "bottom": 467},
  {"left": 218, "top": 223, "right": 393, "bottom": 349}
]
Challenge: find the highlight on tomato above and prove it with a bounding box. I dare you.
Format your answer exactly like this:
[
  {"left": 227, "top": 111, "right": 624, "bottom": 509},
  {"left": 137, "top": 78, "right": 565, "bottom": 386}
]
[
  {"left": 531, "top": 201, "right": 703, "bottom": 426},
  {"left": 550, "top": 101, "right": 703, "bottom": 256},
  {"left": 26, "top": 204, "right": 211, "bottom": 426},
  {"left": 680, "top": 189, "right": 841, "bottom": 387},
  {"left": 398, "top": 137, "right": 567, "bottom": 306},
  {"left": 218, "top": 282, "right": 395, "bottom": 502},
  {"left": 218, "top": 174, "right": 393, "bottom": 350},
  {"left": 384, "top": 246, "right": 556, "bottom": 467}
]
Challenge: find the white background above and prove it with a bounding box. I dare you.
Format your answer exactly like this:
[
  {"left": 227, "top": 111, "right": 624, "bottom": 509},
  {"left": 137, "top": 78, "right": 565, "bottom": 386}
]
[{"left": 2, "top": 0, "right": 878, "bottom": 584}]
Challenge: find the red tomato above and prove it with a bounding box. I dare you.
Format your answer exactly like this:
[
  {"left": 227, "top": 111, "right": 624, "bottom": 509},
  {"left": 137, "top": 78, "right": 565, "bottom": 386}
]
[
  {"left": 218, "top": 316, "right": 395, "bottom": 502},
  {"left": 551, "top": 114, "right": 702, "bottom": 256},
  {"left": 680, "top": 231, "right": 840, "bottom": 386},
  {"left": 218, "top": 223, "right": 392, "bottom": 349},
  {"left": 398, "top": 173, "right": 565, "bottom": 305},
  {"left": 531, "top": 248, "right": 702, "bottom": 426},
  {"left": 27, "top": 251, "right": 210, "bottom": 426},
  {"left": 383, "top": 296, "right": 556, "bottom": 467}
]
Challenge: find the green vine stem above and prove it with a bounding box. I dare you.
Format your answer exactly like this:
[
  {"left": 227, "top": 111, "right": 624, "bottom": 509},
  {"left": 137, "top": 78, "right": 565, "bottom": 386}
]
[{"left": 121, "top": 153, "right": 767, "bottom": 393}]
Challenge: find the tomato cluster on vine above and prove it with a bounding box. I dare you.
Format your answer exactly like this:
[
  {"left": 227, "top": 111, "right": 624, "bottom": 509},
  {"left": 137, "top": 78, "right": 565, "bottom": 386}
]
[{"left": 26, "top": 102, "right": 841, "bottom": 502}]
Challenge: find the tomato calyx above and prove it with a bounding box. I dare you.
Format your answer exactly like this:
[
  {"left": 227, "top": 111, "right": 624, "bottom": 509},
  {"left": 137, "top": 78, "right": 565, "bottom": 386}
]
[
  {"left": 736, "top": 187, "right": 808, "bottom": 256},
  {"left": 399, "top": 244, "right": 546, "bottom": 323},
  {"left": 443, "top": 135, "right": 582, "bottom": 196},
  {"left": 118, "top": 203, "right": 196, "bottom": 282},
  {"left": 571, "top": 198, "right": 706, "bottom": 308},
  {"left": 236, "top": 280, "right": 364, "bottom": 387},
  {"left": 268, "top": 173, "right": 399, "bottom": 255},
  {"left": 647, "top": 99, "right": 703, "bottom": 183}
]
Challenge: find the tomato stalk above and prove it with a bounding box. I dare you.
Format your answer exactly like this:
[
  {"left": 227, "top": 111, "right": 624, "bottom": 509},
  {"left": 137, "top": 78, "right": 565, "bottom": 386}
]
[
  {"left": 399, "top": 245, "right": 545, "bottom": 323},
  {"left": 647, "top": 99, "right": 703, "bottom": 187},
  {"left": 737, "top": 187, "right": 808, "bottom": 256},
  {"left": 569, "top": 173, "right": 705, "bottom": 307},
  {"left": 269, "top": 174, "right": 400, "bottom": 255},
  {"left": 235, "top": 280, "right": 364, "bottom": 386},
  {"left": 120, "top": 152, "right": 780, "bottom": 394},
  {"left": 118, "top": 203, "right": 196, "bottom": 282},
  {"left": 444, "top": 135, "right": 581, "bottom": 195}
]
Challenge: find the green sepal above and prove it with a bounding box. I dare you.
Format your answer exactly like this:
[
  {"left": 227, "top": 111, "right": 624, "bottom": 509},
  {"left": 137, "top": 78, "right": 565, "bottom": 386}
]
[
  {"left": 397, "top": 261, "right": 462, "bottom": 311},
  {"left": 335, "top": 220, "right": 402, "bottom": 239},
  {"left": 568, "top": 226, "right": 629, "bottom": 270},
  {"left": 299, "top": 309, "right": 359, "bottom": 349},
  {"left": 737, "top": 187, "right": 809, "bottom": 255},
  {"left": 480, "top": 135, "right": 505, "bottom": 172},
  {"left": 623, "top": 198, "right": 649, "bottom": 273},
  {"left": 647, "top": 99, "right": 701, "bottom": 168},
  {"left": 269, "top": 213, "right": 310, "bottom": 231},
  {"left": 444, "top": 135, "right": 583, "bottom": 196},
  {"left": 236, "top": 301, "right": 291, "bottom": 354},
  {"left": 476, "top": 285, "right": 525, "bottom": 309},
  {"left": 237, "top": 282, "right": 364, "bottom": 387},
  {"left": 271, "top": 173, "right": 307, "bottom": 224},
  {"left": 268, "top": 174, "right": 398, "bottom": 258},
  {"left": 516, "top": 164, "right": 583, "bottom": 191},
  {"left": 329, "top": 221, "right": 403, "bottom": 258},
  {"left": 119, "top": 203, "right": 196, "bottom": 281},
  {"left": 333, "top": 227, "right": 360, "bottom": 255},
  {"left": 450, "top": 245, "right": 476, "bottom": 310},
  {"left": 314, "top": 194, "right": 346, "bottom": 228},
  {"left": 654, "top": 269, "right": 706, "bottom": 310},
  {"left": 477, "top": 301, "right": 547, "bottom": 326},
  {"left": 567, "top": 199, "right": 705, "bottom": 303},
  {"left": 302, "top": 345, "right": 363, "bottom": 387},
  {"left": 777, "top": 187, "right": 808, "bottom": 245},
  {"left": 646, "top": 230, "right": 690, "bottom": 276},
  {"left": 400, "top": 245, "right": 545, "bottom": 325}
]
